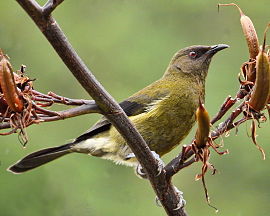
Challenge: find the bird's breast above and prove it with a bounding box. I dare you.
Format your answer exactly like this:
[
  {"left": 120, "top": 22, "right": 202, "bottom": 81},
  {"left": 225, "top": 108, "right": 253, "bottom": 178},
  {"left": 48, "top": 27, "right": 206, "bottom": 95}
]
[{"left": 132, "top": 87, "right": 203, "bottom": 155}]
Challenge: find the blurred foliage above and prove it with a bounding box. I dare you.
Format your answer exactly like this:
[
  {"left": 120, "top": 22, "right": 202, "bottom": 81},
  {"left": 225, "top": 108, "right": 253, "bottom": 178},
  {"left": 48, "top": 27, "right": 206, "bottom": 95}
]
[{"left": 1, "top": 0, "right": 270, "bottom": 216}]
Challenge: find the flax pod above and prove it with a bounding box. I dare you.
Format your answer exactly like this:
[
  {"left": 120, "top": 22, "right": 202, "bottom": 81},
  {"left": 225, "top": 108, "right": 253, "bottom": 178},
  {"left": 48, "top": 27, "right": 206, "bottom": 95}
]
[
  {"left": 218, "top": 3, "right": 259, "bottom": 81},
  {"left": 0, "top": 51, "right": 24, "bottom": 112}
]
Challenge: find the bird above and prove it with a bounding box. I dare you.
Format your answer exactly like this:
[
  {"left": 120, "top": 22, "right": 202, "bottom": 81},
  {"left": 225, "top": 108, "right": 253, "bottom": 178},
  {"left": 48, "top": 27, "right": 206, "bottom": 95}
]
[{"left": 8, "top": 44, "right": 229, "bottom": 174}]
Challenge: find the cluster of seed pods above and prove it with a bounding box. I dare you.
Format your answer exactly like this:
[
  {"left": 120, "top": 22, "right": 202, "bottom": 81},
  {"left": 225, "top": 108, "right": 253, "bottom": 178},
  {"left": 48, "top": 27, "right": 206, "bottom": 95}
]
[
  {"left": 219, "top": 3, "right": 270, "bottom": 114},
  {"left": 193, "top": 4, "right": 270, "bottom": 161},
  {"left": 218, "top": 3, "right": 270, "bottom": 159},
  {"left": 0, "top": 50, "right": 35, "bottom": 145},
  {"left": 0, "top": 51, "right": 24, "bottom": 113},
  {"left": 191, "top": 99, "right": 228, "bottom": 210},
  {"left": 0, "top": 50, "right": 96, "bottom": 145},
  {"left": 191, "top": 4, "right": 270, "bottom": 206},
  {"left": 0, "top": 51, "right": 93, "bottom": 145},
  {"left": 193, "top": 3, "right": 270, "bottom": 161}
]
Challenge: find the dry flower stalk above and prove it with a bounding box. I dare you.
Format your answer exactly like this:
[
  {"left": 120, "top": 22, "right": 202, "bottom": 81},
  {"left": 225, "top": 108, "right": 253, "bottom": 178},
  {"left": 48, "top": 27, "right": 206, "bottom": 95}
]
[
  {"left": 192, "top": 101, "right": 228, "bottom": 212},
  {"left": 248, "top": 43, "right": 270, "bottom": 112},
  {"left": 0, "top": 50, "right": 24, "bottom": 112},
  {"left": 218, "top": 3, "right": 259, "bottom": 59},
  {"left": 218, "top": 3, "right": 259, "bottom": 82},
  {"left": 246, "top": 24, "right": 270, "bottom": 160}
]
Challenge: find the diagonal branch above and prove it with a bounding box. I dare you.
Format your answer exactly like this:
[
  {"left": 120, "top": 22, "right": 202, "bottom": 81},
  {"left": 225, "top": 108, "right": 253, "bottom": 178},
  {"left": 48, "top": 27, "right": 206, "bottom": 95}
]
[{"left": 15, "top": 0, "right": 187, "bottom": 215}]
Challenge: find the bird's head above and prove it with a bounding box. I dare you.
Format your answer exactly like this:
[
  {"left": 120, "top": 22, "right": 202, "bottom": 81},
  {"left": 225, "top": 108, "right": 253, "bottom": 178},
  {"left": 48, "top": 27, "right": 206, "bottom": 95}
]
[{"left": 164, "top": 44, "right": 229, "bottom": 78}]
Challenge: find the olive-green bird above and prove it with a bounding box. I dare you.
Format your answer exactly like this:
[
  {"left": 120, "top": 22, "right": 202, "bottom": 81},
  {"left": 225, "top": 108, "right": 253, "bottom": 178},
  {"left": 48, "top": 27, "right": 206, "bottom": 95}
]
[{"left": 8, "top": 44, "right": 228, "bottom": 174}]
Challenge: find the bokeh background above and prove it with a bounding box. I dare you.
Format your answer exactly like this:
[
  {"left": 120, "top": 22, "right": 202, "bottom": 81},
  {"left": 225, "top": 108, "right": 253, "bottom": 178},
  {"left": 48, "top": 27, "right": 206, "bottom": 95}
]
[{"left": 1, "top": 0, "right": 270, "bottom": 215}]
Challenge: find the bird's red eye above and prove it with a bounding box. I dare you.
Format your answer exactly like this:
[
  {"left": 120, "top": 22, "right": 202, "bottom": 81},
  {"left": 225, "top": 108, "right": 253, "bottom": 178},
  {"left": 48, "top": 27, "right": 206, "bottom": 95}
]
[{"left": 188, "top": 51, "right": 197, "bottom": 58}]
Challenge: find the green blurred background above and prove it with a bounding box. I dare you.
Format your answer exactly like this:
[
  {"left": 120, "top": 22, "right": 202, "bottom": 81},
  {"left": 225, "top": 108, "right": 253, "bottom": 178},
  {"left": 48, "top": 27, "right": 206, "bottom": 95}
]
[{"left": 1, "top": 0, "right": 270, "bottom": 215}]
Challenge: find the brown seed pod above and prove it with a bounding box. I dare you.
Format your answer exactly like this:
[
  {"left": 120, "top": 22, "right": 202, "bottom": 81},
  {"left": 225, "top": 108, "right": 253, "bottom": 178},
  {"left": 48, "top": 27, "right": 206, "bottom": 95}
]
[
  {"left": 195, "top": 100, "right": 210, "bottom": 148},
  {"left": 0, "top": 95, "right": 8, "bottom": 114},
  {"left": 218, "top": 3, "right": 259, "bottom": 60},
  {"left": 0, "top": 50, "right": 24, "bottom": 112},
  {"left": 249, "top": 25, "right": 270, "bottom": 112}
]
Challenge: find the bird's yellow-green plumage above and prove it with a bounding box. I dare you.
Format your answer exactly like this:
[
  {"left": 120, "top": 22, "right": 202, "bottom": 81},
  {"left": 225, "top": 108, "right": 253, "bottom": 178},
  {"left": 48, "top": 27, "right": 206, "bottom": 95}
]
[
  {"left": 109, "top": 73, "right": 204, "bottom": 159},
  {"left": 8, "top": 44, "right": 229, "bottom": 173}
]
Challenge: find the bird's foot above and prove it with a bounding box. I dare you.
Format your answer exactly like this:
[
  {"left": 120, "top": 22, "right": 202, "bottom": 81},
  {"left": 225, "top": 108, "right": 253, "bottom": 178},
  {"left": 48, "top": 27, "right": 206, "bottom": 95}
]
[
  {"left": 135, "top": 164, "right": 148, "bottom": 179},
  {"left": 125, "top": 152, "right": 136, "bottom": 160},
  {"left": 173, "top": 186, "right": 186, "bottom": 210},
  {"left": 125, "top": 153, "right": 147, "bottom": 178},
  {"left": 127, "top": 151, "right": 164, "bottom": 178},
  {"left": 150, "top": 151, "right": 165, "bottom": 176},
  {"left": 155, "top": 186, "right": 186, "bottom": 209}
]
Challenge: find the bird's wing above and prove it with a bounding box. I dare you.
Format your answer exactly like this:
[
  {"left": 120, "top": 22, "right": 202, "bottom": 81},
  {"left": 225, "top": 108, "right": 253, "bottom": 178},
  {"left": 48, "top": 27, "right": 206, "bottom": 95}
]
[
  {"left": 74, "top": 80, "right": 170, "bottom": 143},
  {"left": 74, "top": 100, "right": 145, "bottom": 143}
]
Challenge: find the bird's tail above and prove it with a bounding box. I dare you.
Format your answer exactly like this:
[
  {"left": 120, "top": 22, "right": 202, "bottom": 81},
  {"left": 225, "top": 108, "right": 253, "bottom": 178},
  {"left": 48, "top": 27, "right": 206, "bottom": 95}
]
[{"left": 8, "top": 143, "right": 73, "bottom": 174}]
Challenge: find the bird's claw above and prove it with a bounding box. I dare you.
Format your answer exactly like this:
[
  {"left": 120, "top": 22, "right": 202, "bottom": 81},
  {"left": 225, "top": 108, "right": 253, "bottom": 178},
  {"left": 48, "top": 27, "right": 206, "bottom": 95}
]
[
  {"left": 173, "top": 186, "right": 186, "bottom": 210},
  {"left": 126, "top": 153, "right": 147, "bottom": 178},
  {"left": 125, "top": 153, "right": 135, "bottom": 160},
  {"left": 135, "top": 164, "right": 148, "bottom": 179},
  {"left": 155, "top": 196, "right": 162, "bottom": 207},
  {"left": 150, "top": 151, "right": 165, "bottom": 176},
  {"left": 155, "top": 186, "right": 186, "bottom": 209},
  {"left": 130, "top": 151, "right": 164, "bottom": 178}
]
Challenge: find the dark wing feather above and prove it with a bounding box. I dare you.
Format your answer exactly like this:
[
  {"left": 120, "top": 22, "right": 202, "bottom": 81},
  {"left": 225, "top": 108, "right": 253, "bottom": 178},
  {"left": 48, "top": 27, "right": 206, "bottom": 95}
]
[
  {"left": 74, "top": 100, "right": 145, "bottom": 143},
  {"left": 119, "top": 100, "right": 145, "bottom": 116}
]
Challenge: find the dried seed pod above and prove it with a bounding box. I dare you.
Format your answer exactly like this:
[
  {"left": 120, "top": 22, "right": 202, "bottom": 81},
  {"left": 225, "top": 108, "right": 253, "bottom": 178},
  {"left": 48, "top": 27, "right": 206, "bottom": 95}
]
[
  {"left": 249, "top": 52, "right": 270, "bottom": 111},
  {"left": 195, "top": 100, "right": 210, "bottom": 148},
  {"left": 0, "top": 95, "right": 8, "bottom": 114},
  {"left": 218, "top": 3, "right": 259, "bottom": 60},
  {"left": 249, "top": 25, "right": 270, "bottom": 112},
  {"left": 0, "top": 51, "right": 24, "bottom": 112}
]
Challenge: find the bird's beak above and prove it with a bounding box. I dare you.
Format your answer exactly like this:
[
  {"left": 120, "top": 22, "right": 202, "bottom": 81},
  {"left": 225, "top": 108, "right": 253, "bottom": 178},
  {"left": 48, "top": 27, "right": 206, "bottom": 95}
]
[{"left": 207, "top": 44, "right": 229, "bottom": 55}]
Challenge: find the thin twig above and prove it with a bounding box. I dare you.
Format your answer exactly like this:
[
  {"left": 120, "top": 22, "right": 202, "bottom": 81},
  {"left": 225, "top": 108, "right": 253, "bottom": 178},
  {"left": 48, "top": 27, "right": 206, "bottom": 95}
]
[
  {"left": 31, "top": 94, "right": 94, "bottom": 105},
  {"left": 210, "top": 86, "right": 249, "bottom": 125},
  {"left": 165, "top": 157, "right": 196, "bottom": 179},
  {"left": 0, "top": 122, "right": 10, "bottom": 130},
  {"left": 0, "top": 103, "right": 102, "bottom": 129},
  {"left": 43, "top": 0, "right": 64, "bottom": 16},
  {"left": 211, "top": 101, "right": 245, "bottom": 139},
  {"left": 42, "top": 104, "right": 102, "bottom": 121},
  {"left": 211, "top": 96, "right": 237, "bottom": 125}
]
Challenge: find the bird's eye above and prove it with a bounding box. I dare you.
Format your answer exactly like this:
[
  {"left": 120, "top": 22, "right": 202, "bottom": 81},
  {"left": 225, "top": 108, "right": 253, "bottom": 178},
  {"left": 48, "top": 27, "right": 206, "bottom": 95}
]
[{"left": 188, "top": 51, "right": 197, "bottom": 59}]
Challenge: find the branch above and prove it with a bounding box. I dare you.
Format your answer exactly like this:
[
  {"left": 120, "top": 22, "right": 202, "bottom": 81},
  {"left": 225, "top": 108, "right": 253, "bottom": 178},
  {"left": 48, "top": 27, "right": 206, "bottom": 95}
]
[
  {"left": 211, "top": 87, "right": 248, "bottom": 125},
  {"left": 165, "top": 155, "right": 196, "bottom": 179},
  {"left": 43, "top": 0, "right": 64, "bottom": 16},
  {"left": 0, "top": 103, "right": 101, "bottom": 130},
  {"left": 15, "top": 1, "right": 187, "bottom": 215},
  {"left": 0, "top": 122, "right": 10, "bottom": 130},
  {"left": 31, "top": 90, "right": 95, "bottom": 106}
]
